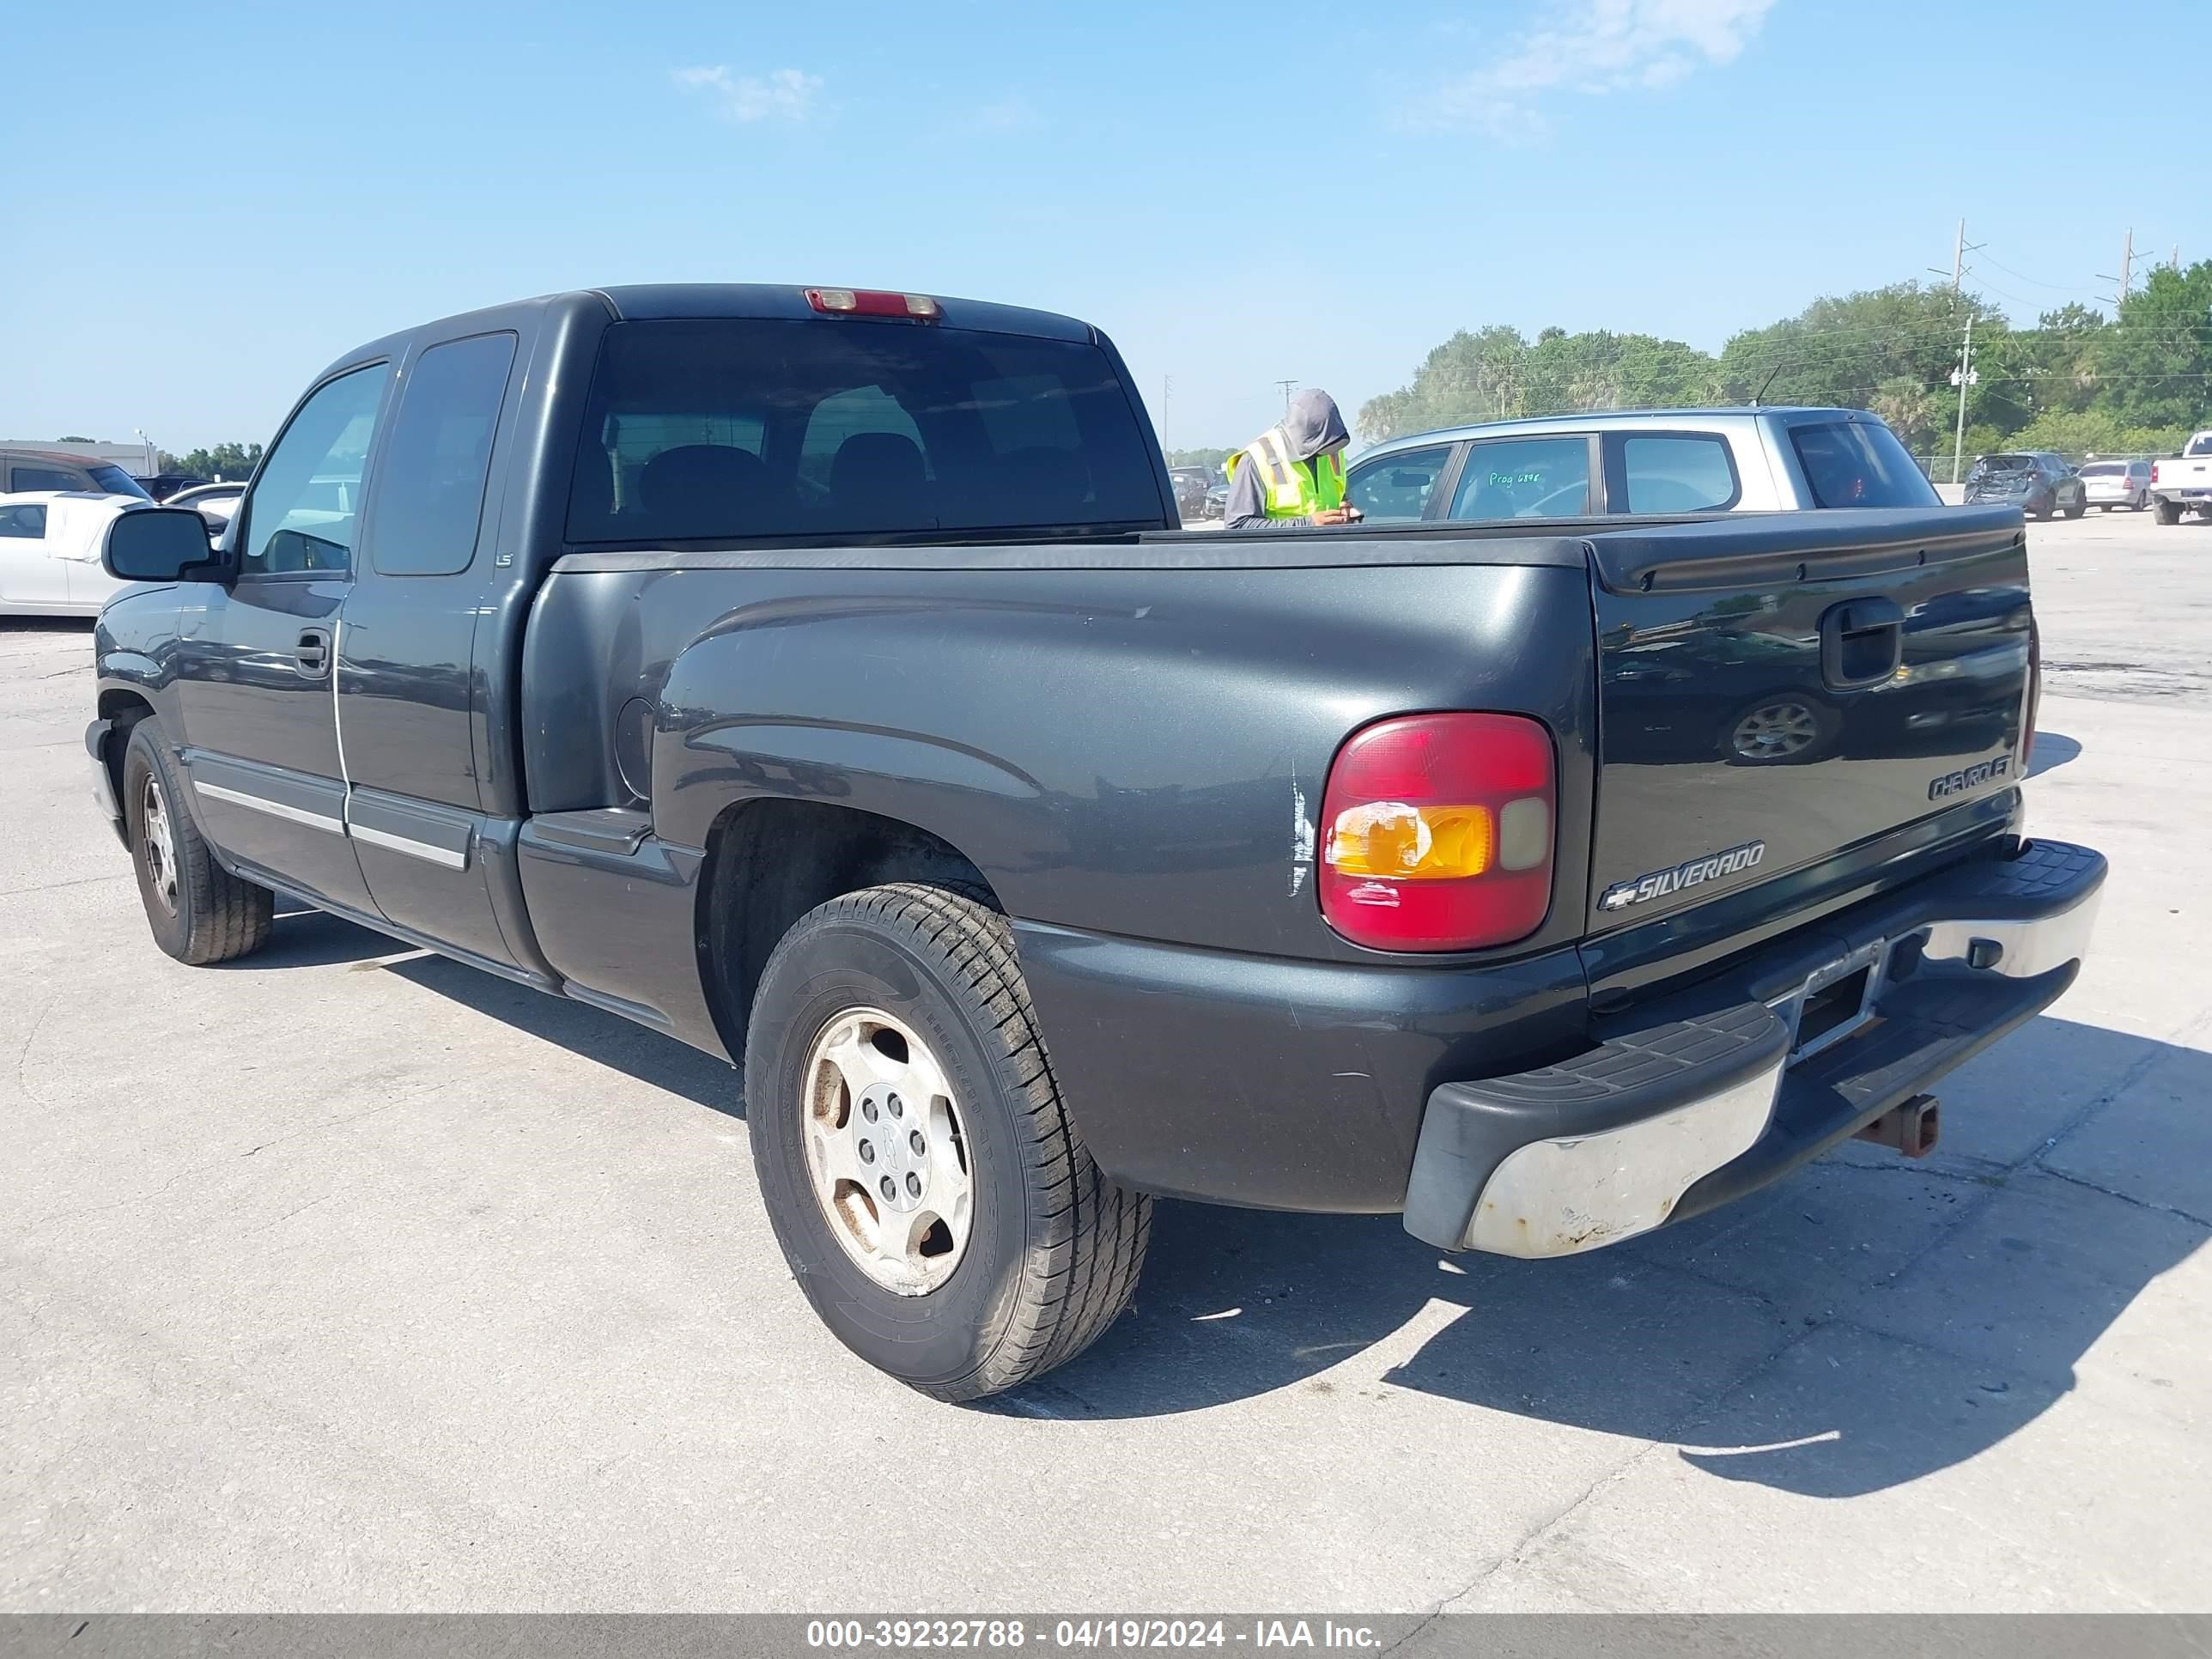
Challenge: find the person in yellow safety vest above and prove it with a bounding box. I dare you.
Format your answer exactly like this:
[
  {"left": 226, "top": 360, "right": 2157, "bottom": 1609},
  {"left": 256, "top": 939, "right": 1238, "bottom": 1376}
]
[{"left": 1221, "top": 389, "right": 1361, "bottom": 531}]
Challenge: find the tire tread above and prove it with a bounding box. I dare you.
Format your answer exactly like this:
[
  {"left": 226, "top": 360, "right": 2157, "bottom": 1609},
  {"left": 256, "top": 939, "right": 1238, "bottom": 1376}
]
[{"left": 755, "top": 882, "right": 1150, "bottom": 1401}]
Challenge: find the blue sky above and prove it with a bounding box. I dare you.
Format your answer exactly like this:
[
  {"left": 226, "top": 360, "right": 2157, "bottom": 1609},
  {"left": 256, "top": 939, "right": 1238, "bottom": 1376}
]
[{"left": 4, "top": 0, "right": 2202, "bottom": 454}]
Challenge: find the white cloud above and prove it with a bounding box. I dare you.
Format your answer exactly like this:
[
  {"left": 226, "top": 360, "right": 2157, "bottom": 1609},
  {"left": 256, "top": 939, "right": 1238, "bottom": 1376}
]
[
  {"left": 1417, "top": 0, "right": 1776, "bottom": 139},
  {"left": 673, "top": 64, "right": 824, "bottom": 124}
]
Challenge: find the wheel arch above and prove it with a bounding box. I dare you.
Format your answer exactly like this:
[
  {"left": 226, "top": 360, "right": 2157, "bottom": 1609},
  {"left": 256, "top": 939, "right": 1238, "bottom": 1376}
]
[{"left": 694, "top": 793, "right": 1005, "bottom": 1066}]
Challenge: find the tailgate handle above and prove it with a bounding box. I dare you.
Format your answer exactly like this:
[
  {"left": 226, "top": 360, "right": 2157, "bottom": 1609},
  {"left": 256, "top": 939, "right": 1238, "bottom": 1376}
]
[{"left": 1820, "top": 598, "right": 1904, "bottom": 690}]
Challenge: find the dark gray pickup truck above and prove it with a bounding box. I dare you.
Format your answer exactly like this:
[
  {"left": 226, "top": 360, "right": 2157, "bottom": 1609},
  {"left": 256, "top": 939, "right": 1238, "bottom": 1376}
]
[{"left": 88, "top": 283, "right": 2105, "bottom": 1401}]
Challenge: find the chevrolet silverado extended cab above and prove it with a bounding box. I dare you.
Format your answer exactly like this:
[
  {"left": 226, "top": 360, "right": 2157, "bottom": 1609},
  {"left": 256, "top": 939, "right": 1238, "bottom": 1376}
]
[{"left": 89, "top": 284, "right": 2106, "bottom": 1401}]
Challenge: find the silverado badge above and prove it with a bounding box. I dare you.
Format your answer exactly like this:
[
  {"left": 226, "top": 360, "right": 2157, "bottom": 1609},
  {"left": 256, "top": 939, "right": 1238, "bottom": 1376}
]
[{"left": 1599, "top": 839, "right": 1767, "bottom": 914}]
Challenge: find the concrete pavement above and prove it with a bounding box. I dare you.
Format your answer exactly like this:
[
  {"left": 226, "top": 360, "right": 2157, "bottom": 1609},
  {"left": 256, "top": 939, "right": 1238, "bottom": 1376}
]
[{"left": 2, "top": 513, "right": 2206, "bottom": 1612}]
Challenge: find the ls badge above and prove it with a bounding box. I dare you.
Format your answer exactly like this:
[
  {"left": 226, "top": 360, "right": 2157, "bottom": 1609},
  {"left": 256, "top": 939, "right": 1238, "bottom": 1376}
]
[{"left": 1599, "top": 840, "right": 1767, "bottom": 914}]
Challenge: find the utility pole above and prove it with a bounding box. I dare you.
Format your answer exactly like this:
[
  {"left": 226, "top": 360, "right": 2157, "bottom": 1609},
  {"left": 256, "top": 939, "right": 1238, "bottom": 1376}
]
[
  {"left": 1273, "top": 379, "right": 1297, "bottom": 418},
  {"left": 1928, "top": 218, "right": 1983, "bottom": 296},
  {"left": 1950, "top": 313, "right": 1978, "bottom": 487},
  {"left": 2099, "top": 229, "right": 2136, "bottom": 307}
]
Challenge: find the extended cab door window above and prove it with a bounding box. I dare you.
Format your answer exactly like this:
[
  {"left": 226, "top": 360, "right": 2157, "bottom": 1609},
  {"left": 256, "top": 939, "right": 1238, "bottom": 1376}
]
[
  {"left": 235, "top": 364, "right": 392, "bottom": 576},
  {"left": 1346, "top": 445, "right": 1451, "bottom": 522},
  {"left": 1605, "top": 433, "right": 1741, "bottom": 514},
  {"left": 339, "top": 329, "right": 528, "bottom": 971},
  {"left": 1447, "top": 436, "right": 1592, "bottom": 520},
  {"left": 368, "top": 331, "right": 517, "bottom": 576}
]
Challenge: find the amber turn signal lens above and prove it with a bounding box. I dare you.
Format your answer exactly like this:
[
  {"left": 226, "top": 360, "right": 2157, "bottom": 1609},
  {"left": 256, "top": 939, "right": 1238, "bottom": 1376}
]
[{"left": 1325, "top": 801, "right": 1492, "bottom": 880}]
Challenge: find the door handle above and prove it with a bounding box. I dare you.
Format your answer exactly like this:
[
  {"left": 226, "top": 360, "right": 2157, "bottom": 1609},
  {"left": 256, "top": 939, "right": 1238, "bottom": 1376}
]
[
  {"left": 1820, "top": 598, "right": 1903, "bottom": 690},
  {"left": 295, "top": 627, "right": 331, "bottom": 678}
]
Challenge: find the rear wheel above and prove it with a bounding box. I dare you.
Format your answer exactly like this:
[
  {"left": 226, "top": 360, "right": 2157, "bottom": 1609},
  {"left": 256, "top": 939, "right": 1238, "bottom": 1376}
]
[
  {"left": 2154, "top": 499, "right": 2184, "bottom": 526},
  {"left": 122, "top": 720, "right": 273, "bottom": 964},
  {"left": 744, "top": 883, "right": 1150, "bottom": 1401}
]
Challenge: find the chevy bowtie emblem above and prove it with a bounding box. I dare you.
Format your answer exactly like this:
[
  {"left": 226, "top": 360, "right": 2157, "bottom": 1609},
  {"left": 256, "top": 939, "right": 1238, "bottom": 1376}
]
[{"left": 1600, "top": 840, "right": 1767, "bottom": 913}]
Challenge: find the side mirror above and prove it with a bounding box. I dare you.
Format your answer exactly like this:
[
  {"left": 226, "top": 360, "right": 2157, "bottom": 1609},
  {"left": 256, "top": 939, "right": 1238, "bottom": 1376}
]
[{"left": 102, "top": 507, "right": 222, "bottom": 583}]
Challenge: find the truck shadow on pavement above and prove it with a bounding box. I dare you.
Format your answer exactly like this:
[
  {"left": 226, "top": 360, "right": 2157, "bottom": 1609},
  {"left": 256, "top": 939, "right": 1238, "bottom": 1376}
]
[
  {"left": 235, "top": 908, "right": 744, "bottom": 1111},
  {"left": 225, "top": 907, "right": 2202, "bottom": 1500},
  {"left": 1024, "top": 1014, "right": 2206, "bottom": 1500},
  {"left": 2025, "top": 730, "right": 2081, "bottom": 777}
]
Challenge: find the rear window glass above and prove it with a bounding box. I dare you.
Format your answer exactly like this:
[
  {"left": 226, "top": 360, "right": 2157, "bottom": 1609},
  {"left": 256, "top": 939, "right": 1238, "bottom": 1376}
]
[
  {"left": 2076, "top": 463, "right": 2122, "bottom": 477},
  {"left": 86, "top": 464, "right": 154, "bottom": 500},
  {"left": 567, "top": 319, "right": 1163, "bottom": 542},
  {"left": 1790, "top": 421, "right": 1941, "bottom": 508}
]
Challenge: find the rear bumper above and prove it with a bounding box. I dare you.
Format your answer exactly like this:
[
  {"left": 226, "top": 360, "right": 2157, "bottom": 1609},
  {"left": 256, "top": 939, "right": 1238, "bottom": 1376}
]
[{"left": 1403, "top": 839, "right": 2106, "bottom": 1256}]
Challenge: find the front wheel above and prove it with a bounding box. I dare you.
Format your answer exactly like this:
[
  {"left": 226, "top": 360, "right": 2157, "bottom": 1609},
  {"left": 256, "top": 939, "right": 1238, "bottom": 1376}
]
[
  {"left": 2063, "top": 499, "right": 2087, "bottom": 520},
  {"left": 744, "top": 884, "right": 1151, "bottom": 1401},
  {"left": 122, "top": 720, "right": 273, "bottom": 964}
]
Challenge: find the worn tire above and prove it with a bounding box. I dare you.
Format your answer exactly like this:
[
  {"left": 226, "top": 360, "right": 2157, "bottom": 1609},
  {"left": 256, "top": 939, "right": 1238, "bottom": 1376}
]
[
  {"left": 122, "top": 720, "right": 274, "bottom": 964},
  {"left": 744, "top": 883, "right": 1150, "bottom": 1401}
]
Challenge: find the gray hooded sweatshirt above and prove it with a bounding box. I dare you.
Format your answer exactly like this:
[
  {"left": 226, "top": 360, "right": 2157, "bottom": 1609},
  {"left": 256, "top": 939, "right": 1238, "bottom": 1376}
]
[{"left": 1222, "top": 389, "right": 1351, "bottom": 531}]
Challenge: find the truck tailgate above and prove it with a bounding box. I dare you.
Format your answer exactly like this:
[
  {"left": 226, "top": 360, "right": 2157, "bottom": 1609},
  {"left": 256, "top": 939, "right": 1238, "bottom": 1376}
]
[{"left": 1583, "top": 506, "right": 2032, "bottom": 933}]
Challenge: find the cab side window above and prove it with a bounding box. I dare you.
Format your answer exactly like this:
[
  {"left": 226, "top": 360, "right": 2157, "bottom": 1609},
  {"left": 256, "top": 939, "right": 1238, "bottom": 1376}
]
[
  {"left": 1449, "top": 437, "right": 1591, "bottom": 520},
  {"left": 1612, "top": 434, "right": 1740, "bottom": 513},
  {"left": 235, "top": 363, "right": 392, "bottom": 578},
  {"left": 368, "top": 332, "right": 518, "bottom": 577},
  {"left": 10, "top": 465, "right": 82, "bottom": 493},
  {"left": 1347, "top": 445, "right": 1450, "bottom": 523}
]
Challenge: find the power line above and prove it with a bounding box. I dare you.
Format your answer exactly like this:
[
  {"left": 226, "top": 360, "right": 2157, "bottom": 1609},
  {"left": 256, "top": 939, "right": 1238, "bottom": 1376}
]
[{"left": 1972, "top": 249, "right": 2102, "bottom": 296}]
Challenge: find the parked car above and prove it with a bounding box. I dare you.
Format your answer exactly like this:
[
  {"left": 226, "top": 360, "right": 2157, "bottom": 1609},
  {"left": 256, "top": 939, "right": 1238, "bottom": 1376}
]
[
  {"left": 165, "top": 481, "right": 246, "bottom": 534},
  {"left": 132, "top": 473, "right": 210, "bottom": 502},
  {"left": 2075, "top": 459, "right": 2152, "bottom": 512},
  {"left": 1166, "top": 465, "right": 1212, "bottom": 519},
  {"left": 2148, "top": 431, "right": 2212, "bottom": 525},
  {"left": 1, "top": 447, "right": 154, "bottom": 501},
  {"left": 1344, "top": 406, "right": 1938, "bottom": 525},
  {"left": 89, "top": 283, "right": 2101, "bottom": 1401},
  {"left": 0, "top": 491, "right": 143, "bottom": 617},
  {"left": 1201, "top": 477, "right": 1228, "bottom": 520},
  {"left": 1964, "top": 452, "right": 2087, "bottom": 520}
]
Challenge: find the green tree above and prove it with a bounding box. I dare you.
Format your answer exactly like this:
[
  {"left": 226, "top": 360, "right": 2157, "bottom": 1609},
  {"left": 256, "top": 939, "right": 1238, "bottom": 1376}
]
[
  {"left": 159, "top": 441, "right": 264, "bottom": 481},
  {"left": 2093, "top": 261, "right": 2212, "bottom": 431},
  {"left": 1358, "top": 325, "right": 1713, "bottom": 442},
  {"left": 1164, "top": 447, "right": 1233, "bottom": 473},
  {"left": 1869, "top": 375, "right": 1942, "bottom": 454}
]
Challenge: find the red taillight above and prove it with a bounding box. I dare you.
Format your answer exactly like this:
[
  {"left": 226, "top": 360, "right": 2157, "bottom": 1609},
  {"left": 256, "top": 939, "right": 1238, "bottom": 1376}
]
[
  {"left": 2150, "top": 462, "right": 2160, "bottom": 484},
  {"left": 1318, "top": 713, "right": 1556, "bottom": 951},
  {"left": 804, "top": 287, "right": 942, "bottom": 320}
]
